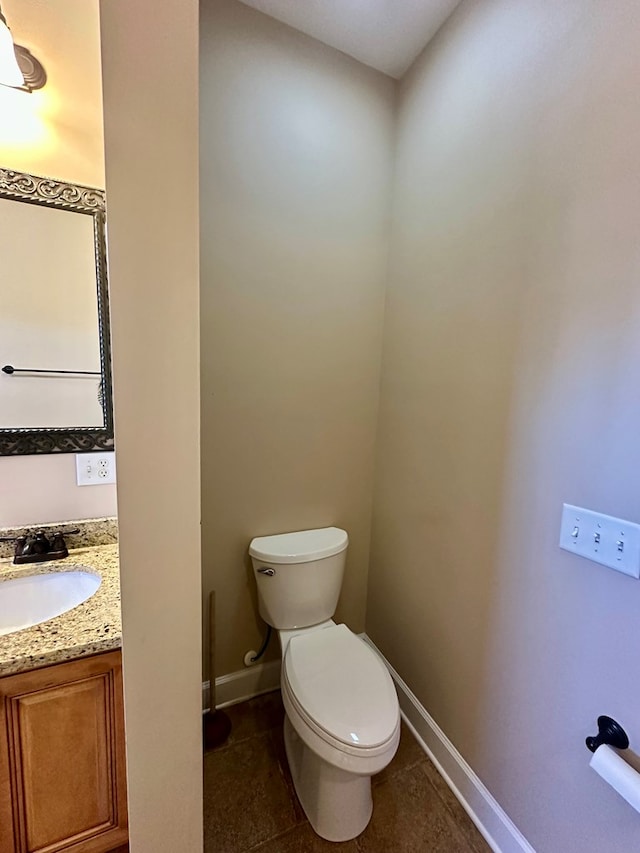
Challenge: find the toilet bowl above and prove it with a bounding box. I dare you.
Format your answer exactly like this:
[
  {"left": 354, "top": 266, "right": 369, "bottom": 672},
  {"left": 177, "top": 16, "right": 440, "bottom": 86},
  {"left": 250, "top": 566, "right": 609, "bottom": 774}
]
[
  {"left": 281, "top": 621, "right": 400, "bottom": 841},
  {"left": 249, "top": 527, "right": 400, "bottom": 841}
]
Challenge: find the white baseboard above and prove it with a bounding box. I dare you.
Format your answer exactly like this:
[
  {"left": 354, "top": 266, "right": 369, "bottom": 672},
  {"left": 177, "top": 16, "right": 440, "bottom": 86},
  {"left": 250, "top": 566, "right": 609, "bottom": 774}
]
[
  {"left": 360, "top": 634, "right": 535, "bottom": 853},
  {"left": 203, "top": 659, "right": 281, "bottom": 711}
]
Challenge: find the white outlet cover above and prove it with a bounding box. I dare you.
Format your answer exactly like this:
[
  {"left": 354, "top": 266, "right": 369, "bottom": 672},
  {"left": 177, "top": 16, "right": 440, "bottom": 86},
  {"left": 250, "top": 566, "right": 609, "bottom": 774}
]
[
  {"left": 75, "top": 452, "right": 116, "bottom": 487},
  {"left": 559, "top": 504, "right": 640, "bottom": 579}
]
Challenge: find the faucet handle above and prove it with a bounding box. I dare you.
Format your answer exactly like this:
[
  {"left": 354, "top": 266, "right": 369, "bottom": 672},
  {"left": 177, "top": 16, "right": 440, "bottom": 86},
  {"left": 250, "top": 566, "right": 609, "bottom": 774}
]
[
  {"left": 14, "top": 536, "right": 28, "bottom": 557},
  {"left": 0, "top": 535, "right": 31, "bottom": 556},
  {"left": 50, "top": 532, "right": 65, "bottom": 551},
  {"left": 50, "top": 531, "right": 69, "bottom": 553},
  {"left": 50, "top": 528, "right": 79, "bottom": 553},
  {"left": 50, "top": 528, "right": 80, "bottom": 552},
  {"left": 56, "top": 528, "right": 80, "bottom": 538}
]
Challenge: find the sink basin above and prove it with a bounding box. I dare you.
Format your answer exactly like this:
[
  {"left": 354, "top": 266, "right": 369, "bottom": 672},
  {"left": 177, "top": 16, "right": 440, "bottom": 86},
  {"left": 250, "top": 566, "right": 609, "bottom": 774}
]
[{"left": 0, "top": 570, "right": 101, "bottom": 637}]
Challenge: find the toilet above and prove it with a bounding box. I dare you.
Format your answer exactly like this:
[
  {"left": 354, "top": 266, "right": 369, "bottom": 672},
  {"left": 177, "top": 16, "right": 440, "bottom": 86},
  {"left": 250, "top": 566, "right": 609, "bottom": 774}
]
[{"left": 249, "top": 527, "right": 400, "bottom": 842}]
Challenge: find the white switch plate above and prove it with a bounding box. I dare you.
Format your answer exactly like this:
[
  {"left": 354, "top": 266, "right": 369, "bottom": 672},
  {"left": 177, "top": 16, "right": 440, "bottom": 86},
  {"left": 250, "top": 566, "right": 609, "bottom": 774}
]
[
  {"left": 76, "top": 452, "right": 116, "bottom": 486},
  {"left": 559, "top": 504, "right": 640, "bottom": 579}
]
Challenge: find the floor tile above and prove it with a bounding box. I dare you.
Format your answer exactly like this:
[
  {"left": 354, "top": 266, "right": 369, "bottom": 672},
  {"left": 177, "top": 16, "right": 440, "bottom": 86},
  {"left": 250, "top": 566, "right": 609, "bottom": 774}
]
[
  {"left": 203, "top": 691, "right": 491, "bottom": 853},
  {"left": 203, "top": 731, "right": 298, "bottom": 853},
  {"left": 419, "top": 762, "right": 492, "bottom": 853},
  {"left": 356, "top": 764, "right": 476, "bottom": 853},
  {"left": 250, "top": 823, "right": 359, "bottom": 852}
]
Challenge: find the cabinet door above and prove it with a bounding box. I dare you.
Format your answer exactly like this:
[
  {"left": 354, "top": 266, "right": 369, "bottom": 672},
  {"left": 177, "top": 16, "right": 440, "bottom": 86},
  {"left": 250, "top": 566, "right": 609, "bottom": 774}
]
[{"left": 0, "top": 651, "right": 128, "bottom": 853}]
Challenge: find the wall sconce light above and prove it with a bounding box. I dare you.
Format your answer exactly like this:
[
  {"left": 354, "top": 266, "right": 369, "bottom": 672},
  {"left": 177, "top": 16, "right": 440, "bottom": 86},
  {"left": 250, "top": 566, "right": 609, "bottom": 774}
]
[
  {"left": 0, "top": 3, "right": 46, "bottom": 92},
  {"left": 0, "top": 5, "right": 23, "bottom": 88}
]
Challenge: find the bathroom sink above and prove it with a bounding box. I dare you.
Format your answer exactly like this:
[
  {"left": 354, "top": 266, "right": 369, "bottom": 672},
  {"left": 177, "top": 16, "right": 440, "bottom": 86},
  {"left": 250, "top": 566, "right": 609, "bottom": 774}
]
[{"left": 0, "top": 570, "right": 101, "bottom": 637}]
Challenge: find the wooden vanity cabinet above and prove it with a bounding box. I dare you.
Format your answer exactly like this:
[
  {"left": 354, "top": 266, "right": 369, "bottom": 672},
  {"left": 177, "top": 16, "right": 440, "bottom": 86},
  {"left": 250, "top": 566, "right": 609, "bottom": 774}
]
[{"left": 0, "top": 651, "right": 128, "bottom": 853}]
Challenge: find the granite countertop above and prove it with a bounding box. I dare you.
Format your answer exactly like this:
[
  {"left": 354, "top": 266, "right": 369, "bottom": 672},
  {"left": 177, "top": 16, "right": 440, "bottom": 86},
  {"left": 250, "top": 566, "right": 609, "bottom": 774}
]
[{"left": 0, "top": 544, "right": 121, "bottom": 677}]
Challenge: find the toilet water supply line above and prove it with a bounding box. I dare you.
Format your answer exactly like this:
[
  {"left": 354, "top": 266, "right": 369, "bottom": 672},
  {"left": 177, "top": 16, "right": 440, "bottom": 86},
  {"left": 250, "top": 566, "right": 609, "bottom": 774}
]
[{"left": 244, "top": 624, "right": 272, "bottom": 667}]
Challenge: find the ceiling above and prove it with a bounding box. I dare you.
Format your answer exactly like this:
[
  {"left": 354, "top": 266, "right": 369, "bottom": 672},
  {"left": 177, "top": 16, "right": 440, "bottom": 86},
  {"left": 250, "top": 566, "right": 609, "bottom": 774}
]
[{"left": 237, "top": 0, "right": 462, "bottom": 79}]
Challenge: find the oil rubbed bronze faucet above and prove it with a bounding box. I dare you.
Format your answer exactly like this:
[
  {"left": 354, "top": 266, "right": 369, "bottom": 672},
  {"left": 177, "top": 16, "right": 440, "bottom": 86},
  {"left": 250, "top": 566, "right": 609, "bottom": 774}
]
[{"left": 0, "top": 529, "right": 80, "bottom": 565}]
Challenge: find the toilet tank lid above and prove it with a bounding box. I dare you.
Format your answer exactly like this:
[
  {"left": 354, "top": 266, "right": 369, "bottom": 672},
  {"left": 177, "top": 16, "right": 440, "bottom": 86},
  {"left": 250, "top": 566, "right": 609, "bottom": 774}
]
[{"left": 249, "top": 527, "right": 348, "bottom": 564}]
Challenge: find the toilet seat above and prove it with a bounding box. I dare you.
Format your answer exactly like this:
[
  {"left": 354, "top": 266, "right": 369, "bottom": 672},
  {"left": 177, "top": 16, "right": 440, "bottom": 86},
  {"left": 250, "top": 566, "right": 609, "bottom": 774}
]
[{"left": 282, "top": 624, "right": 399, "bottom": 757}]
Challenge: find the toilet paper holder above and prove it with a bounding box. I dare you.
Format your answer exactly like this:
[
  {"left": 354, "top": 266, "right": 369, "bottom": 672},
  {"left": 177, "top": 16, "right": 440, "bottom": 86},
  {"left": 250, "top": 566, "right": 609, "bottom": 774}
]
[{"left": 586, "top": 716, "right": 630, "bottom": 753}]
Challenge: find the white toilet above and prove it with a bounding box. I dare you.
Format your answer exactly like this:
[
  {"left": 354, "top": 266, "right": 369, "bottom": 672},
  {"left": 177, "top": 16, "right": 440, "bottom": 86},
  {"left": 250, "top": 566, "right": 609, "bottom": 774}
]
[{"left": 249, "top": 526, "right": 400, "bottom": 842}]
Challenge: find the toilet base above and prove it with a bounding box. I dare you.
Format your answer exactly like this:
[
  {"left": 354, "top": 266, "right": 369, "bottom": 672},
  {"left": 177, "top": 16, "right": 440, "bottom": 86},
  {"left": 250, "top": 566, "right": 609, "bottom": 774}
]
[{"left": 283, "top": 716, "right": 373, "bottom": 842}]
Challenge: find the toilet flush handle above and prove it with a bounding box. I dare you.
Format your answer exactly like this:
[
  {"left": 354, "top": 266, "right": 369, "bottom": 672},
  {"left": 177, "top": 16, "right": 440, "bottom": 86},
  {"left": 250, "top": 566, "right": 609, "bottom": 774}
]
[{"left": 257, "top": 567, "right": 276, "bottom": 577}]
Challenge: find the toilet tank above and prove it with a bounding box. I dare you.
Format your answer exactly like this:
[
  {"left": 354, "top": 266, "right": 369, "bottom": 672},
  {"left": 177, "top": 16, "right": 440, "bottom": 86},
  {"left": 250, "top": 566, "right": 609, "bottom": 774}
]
[{"left": 249, "top": 527, "right": 348, "bottom": 630}]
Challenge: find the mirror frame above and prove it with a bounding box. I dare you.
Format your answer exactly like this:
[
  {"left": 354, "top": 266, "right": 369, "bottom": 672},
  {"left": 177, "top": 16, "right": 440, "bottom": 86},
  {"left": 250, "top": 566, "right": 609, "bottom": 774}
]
[{"left": 0, "top": 168, "right": 114, "bottom": 456}]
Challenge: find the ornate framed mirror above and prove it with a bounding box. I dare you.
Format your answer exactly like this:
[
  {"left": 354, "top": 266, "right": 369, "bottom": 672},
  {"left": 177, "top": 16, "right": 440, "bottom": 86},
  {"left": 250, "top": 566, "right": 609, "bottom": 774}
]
[{"left": 0, "top": 168, "right": 113, "bottom": 455}]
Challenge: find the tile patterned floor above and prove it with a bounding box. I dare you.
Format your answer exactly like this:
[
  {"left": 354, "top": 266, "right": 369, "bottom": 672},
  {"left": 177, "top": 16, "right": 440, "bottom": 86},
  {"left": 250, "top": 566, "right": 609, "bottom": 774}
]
[{"left": 203, "top": 691, "right": 491, "bottom": 853}]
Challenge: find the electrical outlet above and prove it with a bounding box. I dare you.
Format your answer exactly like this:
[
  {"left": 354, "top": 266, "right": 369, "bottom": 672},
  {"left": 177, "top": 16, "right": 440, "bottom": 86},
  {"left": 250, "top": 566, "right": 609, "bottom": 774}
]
[
  {"left": 559, "top": 504, "right": 640, "bottom": 579},
  {"left": 76, "top": 452, "right": 116, "bottom": 486}
]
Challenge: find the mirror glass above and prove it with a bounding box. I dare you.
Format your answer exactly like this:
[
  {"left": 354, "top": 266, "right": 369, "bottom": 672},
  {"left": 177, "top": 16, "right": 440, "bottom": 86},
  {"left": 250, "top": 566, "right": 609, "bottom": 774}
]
[{"left": 0, "top": 169, "right": 113, "bottom": 455}]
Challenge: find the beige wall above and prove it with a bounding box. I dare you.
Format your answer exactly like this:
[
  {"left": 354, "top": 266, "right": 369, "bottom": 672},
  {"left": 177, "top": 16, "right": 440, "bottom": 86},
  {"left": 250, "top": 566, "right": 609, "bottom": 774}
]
[
  {"left": 100, "top": 0, "right": 203, "bottom": 850},
  {"left": 199, "top": 0, "right": 395, "bottom": 676},
  {"left": 366, "top": 1, "right": 640, "bottom": 851},
  {"left": 0, "top": 0, "right": 116, "bottom": 527}
]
